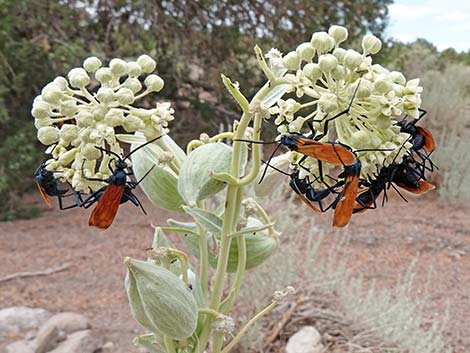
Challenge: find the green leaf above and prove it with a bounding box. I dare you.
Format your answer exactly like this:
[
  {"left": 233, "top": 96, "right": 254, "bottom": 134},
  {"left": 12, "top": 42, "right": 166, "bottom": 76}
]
[
  {"left": 182, "top": 206, "right": 222, "bottom": 235},
  {"left": 260, "top": 82, "right": 289, "bottom": 108}
]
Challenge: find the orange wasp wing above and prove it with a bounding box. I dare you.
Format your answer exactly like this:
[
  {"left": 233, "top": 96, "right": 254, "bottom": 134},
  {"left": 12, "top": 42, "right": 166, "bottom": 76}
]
[
  {"left": 290, "top": 180, "right": 320, "bottom": 213},
  {"left": 36, "top": 182, "right": 52, "bottom": 208},
  {"left": 416, "top": 127, "right": 435, "bottom": 152},
  {"left": 89, "top": 183, "right": 125, "bottom": 229},
  {"left": 333, "top": 168, "right": 360, "bottom": 227},
  {"left": 296, "top": 193, "right": 320, "bottom": 213},
  {"left": 294, "top": 137, "right": 356, "bottom": 166},
  {"left": 396, "top": 179, "right": 435, "bottom": 195}
]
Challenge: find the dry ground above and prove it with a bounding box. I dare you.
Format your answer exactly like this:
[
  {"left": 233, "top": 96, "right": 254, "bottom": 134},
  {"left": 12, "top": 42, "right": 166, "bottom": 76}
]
[{"left": 0, "top": 191, "right": 469, "bottom": 352}]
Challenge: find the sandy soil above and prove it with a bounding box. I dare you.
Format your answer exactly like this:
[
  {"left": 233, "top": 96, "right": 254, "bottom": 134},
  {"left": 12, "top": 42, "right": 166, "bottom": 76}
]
[{"left": 0, "top": 191, "right": 468, "bottom": 353}]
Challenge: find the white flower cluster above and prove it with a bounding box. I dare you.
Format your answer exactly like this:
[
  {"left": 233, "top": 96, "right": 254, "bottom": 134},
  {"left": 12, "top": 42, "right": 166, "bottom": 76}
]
[
  {"left": 31, "top": 55, "right": 174, "bottom": 191},
  {"left": 265, "top": 26, "right": 423, "bottom": 179}
]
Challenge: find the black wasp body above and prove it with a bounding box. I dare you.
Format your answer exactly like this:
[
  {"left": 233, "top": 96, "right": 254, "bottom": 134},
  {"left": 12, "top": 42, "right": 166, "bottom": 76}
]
[{"left": 35, "top": 161, "right": 81, "bottom": 210}]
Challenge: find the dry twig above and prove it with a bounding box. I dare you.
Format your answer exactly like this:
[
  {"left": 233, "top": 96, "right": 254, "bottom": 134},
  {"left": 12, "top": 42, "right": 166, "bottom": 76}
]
[
  {"left": 0, "top": 263, "right": 70, "bottom": 284},
  {"left": 262, "top": 296, "right": 309, "bottom": 350}
]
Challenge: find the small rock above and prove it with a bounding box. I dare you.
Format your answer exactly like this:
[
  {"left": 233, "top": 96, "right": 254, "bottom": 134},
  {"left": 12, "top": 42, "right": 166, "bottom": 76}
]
[
  {"left": 32, "top": 324, "right": 61, "bottom": 353},
  {"left": 41, "top": 312, "right": 90, "bottom": 335},
  {"left": 102, "top": 341, "right": 114, "bottom": 352},
  {"left": 0, "top": 307, "right": 51, "bottom": 337},
  {"left": 48, "top": 330, "right": 102, "bottom": 353},
  {"left": 286, "top": 326, "right": 324, "bottom": 353},
  {"left": 6, "top": 340, "right": 34, "bottom": 353}
]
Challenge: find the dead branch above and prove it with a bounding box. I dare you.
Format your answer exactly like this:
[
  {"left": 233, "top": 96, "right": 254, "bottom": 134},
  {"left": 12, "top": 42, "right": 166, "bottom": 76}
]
[
  {"left": 262, "top": 297, "right": 309, "bottom": 350},
  {"left": 0, "top": 263, "right": 70, "bottom": 284}
]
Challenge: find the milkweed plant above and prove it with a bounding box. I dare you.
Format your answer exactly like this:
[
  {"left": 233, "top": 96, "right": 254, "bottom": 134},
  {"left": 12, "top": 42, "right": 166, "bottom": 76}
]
[{"left": 32, "top": 26, "right": 427, "bottom": 353}]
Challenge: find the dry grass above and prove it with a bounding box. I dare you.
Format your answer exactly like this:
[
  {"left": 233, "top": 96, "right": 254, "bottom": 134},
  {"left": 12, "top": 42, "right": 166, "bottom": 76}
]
[{"left": 233, "top": 186, "right": 451, "bottom": 353}]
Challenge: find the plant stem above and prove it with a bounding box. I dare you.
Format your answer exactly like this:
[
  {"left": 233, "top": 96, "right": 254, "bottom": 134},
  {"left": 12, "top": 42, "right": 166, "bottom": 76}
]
[
  {"left": 220, "top": 301, "right": 279, "bottom": 353},
  {"left": 163, "top": 336, "right": 177, "bottom": 353},
  {"left": 197, "top": 223, "right": 209, "bottom": 297},
  {"left": 197, "top": 74, "right": 282, "bottom": 353}
]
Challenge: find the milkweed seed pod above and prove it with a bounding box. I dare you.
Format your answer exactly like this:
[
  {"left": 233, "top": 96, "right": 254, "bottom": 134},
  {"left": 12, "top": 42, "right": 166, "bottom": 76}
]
[
  {"left": 178, "top": 217, "right": 279, "bottom": 272},
  {"left": 124, "top": 258, "right": 198, "bottom": 340}
]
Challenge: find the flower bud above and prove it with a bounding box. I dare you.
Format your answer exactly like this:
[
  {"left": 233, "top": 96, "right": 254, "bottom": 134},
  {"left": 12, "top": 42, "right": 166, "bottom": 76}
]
[
  {"left": 310, "top": 31, "right": 335, "bottom": 54},
  {"left": 59, "top": 100, "right": 78, "bottom": 116},
  {"left": 331, "top": 65, "right": 346, "bottom": 81},
  {"left": 32, "top": 100, "right": 51, "bottom": 119},
  {"left": 109, "top": 58, "right": 128, "bottom": 76},
  {"left": 350, "top": 130, "right": 370, "bottom": 148},
  {"left": 392, "top": 83, "right": 404, "bottom": 96},
  {"left": 96, "top": 87, "right": 115, "bottom": 104},
  {"left": 122, "top": 114, "right": 143, "bottom": 132},
  {"left": 296, "top": 42, "right": 315, "bottom": 62},
  {"left": 332, "top": 47, "right": 346, "bottom": 63},
  {"left": 137, "top": 55, "right": 157, "bottom": 73},
  {"left": 68, "top": 68, "right": 90, "bottom": 88},
  {"left": 303, "top": 63, "right": 322, "bottom": 82},
  {"left": 375, "top": 114, "right": 392, "bottom": 129},
  {"left": 59, "top": 124, "right": 79, "bottom": 144},
  {"left": 115, "top": 88, "right": 135, "bottom": 105},
  {"left": 83, "top": 57, "right": 102, "bottom": 73},
  {"left": 178, "top": 142, "right": 231, "bottom": 206},
  {"left": 318, "top": 93, "right": 339, "bottom": 113},
  {"left": 328, "top": 25, "right": 348, "bottom": 44},
  {"left": 58, "top": 147, "right": 78, "bottom": 165},
  {"left": 105, "top": 108, "right": 125, "bottom": 127},
  {"left": 37, "top": 126, "right": 60, "bottom": 145},
  {"left": 124, "top": 77, "right": 142, "bottom": 93},
  {"left": 95, "top": 67, "right": 113, "bottom": 83},
  {"left": 344, "top": 49, "right": 363, "bottom": 69},
  {"left": 53, "top": 76, "right": 68, "bottom": 90},
  {"left": 372, "top": 64, "right": 388, "bottom": 75},
  {"left": 93, "top": 105, "right": 107, "bottom": 121},
  {"left": 125, "top": 258, "right": 198, "bottom": 340},
  {"left": 353, "top": 79, "right": 372, "bottom": 99},
  {"left": 145, "top": 74, "right": 164, "bottom": 92},
  {"left": 389, "top": 71, "right": 406, "bottom": 86},
  {"left": 126, "top": 61, "right": 142, "bottom": 77},
  {"left": 34, "top": 118, "right": 52, "bottom": 129},
  {"left": 81, "top": 143, "right": 101, "bottom": 160},
  {"left": 282, "top": 51, "right": 300, "bottom": 70},
  {"left": 374, "top": 74, "right": 393, "bottom": 94},
  {"left": 42, "top": 84, "right": 63, "bottom": 105},
  {"left": 362, "top": 34, "right": 382, "bottom": 55},
  {"left": 73, "top": 112, "right": 91, "bottom": 129},
  {"left": 318, "top": 54, "right": 338, "bottom": 73},
  {"left": 131, "top": 137, "right": 185, "bottom": 212}
]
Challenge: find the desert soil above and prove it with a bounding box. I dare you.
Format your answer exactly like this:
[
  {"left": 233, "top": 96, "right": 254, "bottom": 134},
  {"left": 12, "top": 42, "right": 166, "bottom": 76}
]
[{"left": 0, "top": 191, "right": 469, "bottom": 353}]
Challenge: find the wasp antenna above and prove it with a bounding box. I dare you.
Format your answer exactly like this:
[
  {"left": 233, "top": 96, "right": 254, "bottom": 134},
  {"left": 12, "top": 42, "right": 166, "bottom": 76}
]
[
  {"left": 260, "top": 159, "right": 291, "bottom": 176},
  {"left": 95, "top": 145, "right": 122, "bottom": 160},
  {"left": 232, "top": 138, "right": 276, "bottom": 145},
  {"left": 258, "top": 142, "right": 282, "bottom": 183},
  {"left": 354, "top": 148, "right": 396, "bottom": 153},
  {"left": 124, "top": 134, "right": 165, "bottom": 160}
]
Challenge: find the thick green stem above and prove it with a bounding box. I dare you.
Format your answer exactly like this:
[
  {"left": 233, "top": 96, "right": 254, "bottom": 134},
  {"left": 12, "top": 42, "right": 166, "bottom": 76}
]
[
  {"left": 197, "top": 70, "right": 284, "bottom": 353},
  {"left": 197, "top": 223, "right": 209, "bottom": 297},
  {"left": 220, "top": 188, "right": 246, "bottom": 314}
]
